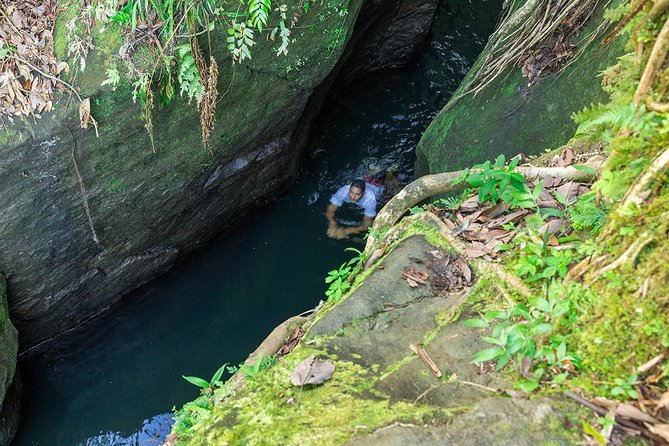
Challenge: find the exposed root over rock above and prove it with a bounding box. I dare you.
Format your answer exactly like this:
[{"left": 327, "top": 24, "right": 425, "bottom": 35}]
[{"left": 366, "top": 163, "right": 601, "bottom": 251}]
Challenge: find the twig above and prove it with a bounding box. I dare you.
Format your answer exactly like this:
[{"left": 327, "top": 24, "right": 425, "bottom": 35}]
[
  {"left": 565, "top": 391, "right": 663, "bottom": 441},
  {"left": 8, "top": 55, "right": 82, "bottom": 102},
  {"left": 409, "top": 343, "right": 442, "bottom": 378},
  {"left": 459, "top": 380, "right": 499, "bottom": 393},
  {"left": 413, "top": 383, "right": 440, "bottom": 404},
  {"left": 66, "top": 122, "right": 100, "bottom": 246},
  {"left": 638, "top": 353, "right": 665, "bottom": 373}
]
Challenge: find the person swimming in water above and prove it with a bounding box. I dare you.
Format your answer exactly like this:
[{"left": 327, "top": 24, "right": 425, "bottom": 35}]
[{"left": 325, "top": 178, "right": 383, "bottom": 239}]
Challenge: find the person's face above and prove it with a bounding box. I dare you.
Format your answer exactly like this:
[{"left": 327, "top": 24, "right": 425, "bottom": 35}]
[{"left": 348, "top": 186, "right": 364, "bottom": 202}]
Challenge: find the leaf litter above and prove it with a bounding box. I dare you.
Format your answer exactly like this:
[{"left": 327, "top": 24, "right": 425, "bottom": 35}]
[
  {"left": 428, "top": 148, "right": 594, "bottom": 261},
  {"left": 0, "top": 0, "right": 64, "bottom": 120}
]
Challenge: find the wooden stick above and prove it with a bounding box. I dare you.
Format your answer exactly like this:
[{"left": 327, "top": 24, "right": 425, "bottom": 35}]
[{"left": 410, "top": 343, "right": 442, "bottom": 378}]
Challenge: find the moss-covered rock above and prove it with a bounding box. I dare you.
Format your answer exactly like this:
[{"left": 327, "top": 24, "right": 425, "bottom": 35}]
[
  {"left": 170, "top": 218, "right": 585, "bottom": 445},
  {"left": 0, "top": 0, "right": 437, "bottom": 348},
  {"left": 415, "top": 0, "right": 626, "bottom": 174},
  {"left": 0, "top": 274, "right": 19, "bottom": 445}
]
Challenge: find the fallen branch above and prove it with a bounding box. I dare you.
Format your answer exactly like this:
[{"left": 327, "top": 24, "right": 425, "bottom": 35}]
[
  {"left": 366, "top": 163, "right": 600, "bottom": 251},
  {"left": 634, "top": 15, "right": 669, "bottom": 105}
]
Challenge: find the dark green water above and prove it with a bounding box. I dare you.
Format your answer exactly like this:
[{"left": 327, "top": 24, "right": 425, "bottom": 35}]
[{"left": 13, "top": 1, "right": 501, "bottom": 444}]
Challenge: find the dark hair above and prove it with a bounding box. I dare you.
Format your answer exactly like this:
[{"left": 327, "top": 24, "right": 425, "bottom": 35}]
[{"left": 350, "top": 178, "right": 366, "bottom": 191}]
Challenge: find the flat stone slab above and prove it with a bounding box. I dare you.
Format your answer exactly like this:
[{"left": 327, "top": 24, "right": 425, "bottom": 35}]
[{"left": 309, "top": 235, "right": 439, "bottom": 338}]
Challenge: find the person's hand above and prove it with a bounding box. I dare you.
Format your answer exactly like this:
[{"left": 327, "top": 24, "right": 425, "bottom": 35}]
[{"left": 327, "top": 226, "right": 349, "bottom": 239}]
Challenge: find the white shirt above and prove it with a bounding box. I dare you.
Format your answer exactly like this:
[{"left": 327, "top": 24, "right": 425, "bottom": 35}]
[{"left": 330, "top": 183, "right": 381, "bottom": 218}]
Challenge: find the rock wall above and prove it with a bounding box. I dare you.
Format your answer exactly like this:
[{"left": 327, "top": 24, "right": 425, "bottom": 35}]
[
  {"left": 0, "top": 0, "right": 438, "bottom": 348},
  {"left": 0, "top": 274, "right": 19, "bottom": 445},
  {"left": 415, "top": 0, "right": 625, "bottom": 174}
]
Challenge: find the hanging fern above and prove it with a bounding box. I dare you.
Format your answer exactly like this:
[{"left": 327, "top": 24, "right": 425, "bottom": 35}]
[
  {"left": 176, "top": 44, "right": 205, "bottom": 105},
  {"left": 249, "top": 0, "right": 272, "bottom": 32}
]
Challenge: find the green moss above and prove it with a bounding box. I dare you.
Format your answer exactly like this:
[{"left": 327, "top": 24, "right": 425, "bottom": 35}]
[{"left": 176, "top": 345, "right": 443, "bottom": 445}]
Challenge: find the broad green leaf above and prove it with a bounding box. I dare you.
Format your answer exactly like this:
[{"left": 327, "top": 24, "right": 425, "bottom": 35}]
[
  {"left": 463, "top": 318, "right": 488, "bottom": 328},
  {"left": 573, "top": 164, "right": 597, "bottom": 175},
  {"left": 183, "top": 375, "right": 210, "bottom": 388},
  {"left": 472, "top": 347, "right": 505, "bottom": 363},
  {"left": 582, "top": 421, "right": 606, "bottom": 446}
]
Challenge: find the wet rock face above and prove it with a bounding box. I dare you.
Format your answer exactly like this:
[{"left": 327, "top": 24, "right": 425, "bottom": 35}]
[
  {"left": 0, "top": 0, "right": 439, "bottom": 348},
  {"left": 337, "top": 0, "right": 440, "bottom": 82}
]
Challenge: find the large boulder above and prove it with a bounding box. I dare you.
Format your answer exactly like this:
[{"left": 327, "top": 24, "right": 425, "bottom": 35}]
[
  {"left": 415, "top": 0, "right": 626, "bottom": 174},
  {"left": 0, "top": 274, "right": 19, "bottom": 445},
  {"left": 0, "top": 0, "right": 437, "bottom": 348}
]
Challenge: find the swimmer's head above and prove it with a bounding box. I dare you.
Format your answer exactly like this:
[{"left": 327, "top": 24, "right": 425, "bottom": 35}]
[{"left": 349, "top": 179, "right": 366, "bottom": 203}]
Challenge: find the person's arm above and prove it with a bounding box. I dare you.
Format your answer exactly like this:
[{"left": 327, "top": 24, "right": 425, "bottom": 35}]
[
  {"left": 343, "top": 216, "right": 374, "bottom": 236},
  {"left": 325, "top": 203, "right": 338, "bottom": 228}
]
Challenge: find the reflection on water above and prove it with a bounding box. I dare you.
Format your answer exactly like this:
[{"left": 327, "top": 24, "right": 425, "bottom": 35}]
[
  {"left": 85, "top": 414, "right": 172, "bottom": 446},
  {"left": 13, "top": 1, "right": 502, "bottom": 444}
]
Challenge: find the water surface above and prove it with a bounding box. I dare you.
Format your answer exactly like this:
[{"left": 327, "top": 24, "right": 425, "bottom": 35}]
[{"left": 13, "top": 1, "right": 502, "bottom": 444}]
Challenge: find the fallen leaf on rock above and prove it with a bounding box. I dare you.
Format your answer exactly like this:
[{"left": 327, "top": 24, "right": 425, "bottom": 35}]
[
  {"left": 401, "top": 267, "right": 428, "bottom": 286},
  {"left": 454, "top": 257, "right": 472, "bottom": 283},
  {"left": 462, "top": 247, "right": 487, "bottom": 258},
  {"left": 364, "top": 247, "right": 386, "bottom": 271},
  {"left": 290, "top": 355, "right": 335, "bottom": 386},
  {"left": 563, "top": 147, "right": 575, "bottom": 165}
]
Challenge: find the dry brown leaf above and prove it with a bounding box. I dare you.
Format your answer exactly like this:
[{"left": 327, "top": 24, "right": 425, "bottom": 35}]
[
  {"left": 563, "top": 147, "right": 575, "bottom": 165},
  {"left": 462, "top": 247, "right": 487, "bottom": 258},
  {"left": 79, "top": 97, "right": 90, "bottom": 129},
  {"left": 454, "top": 257, "right": 472, "bottom": 283},
  {"left": 657, "top": 391, "right": 669, "bottom": 409},
  {"left": 615, "top": 403, "right": 658, "bottom": 423},
  {"left": 290, "top": 355, "right": 335, "bottom": 386},
  {"left": 538, "top": 218, "right": 566, "bottom": 237},
  {"left": 556, "top": 181, "right": 580, "bottom": 204}
]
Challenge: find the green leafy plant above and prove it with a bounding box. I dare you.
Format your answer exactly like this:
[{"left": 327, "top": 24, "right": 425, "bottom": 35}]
[
  {"left": 460, "top": 155, "right": 526, "bottom": 205},
  {"left": 325, "top": 248, "right": 365, "bottom": 302},
  {"left": 610, "top": 373, "right": 639, "bottom": 399},
  {"left": 567, "top": 191, "right": 609, "bottom": 234},
  {"left": 182, "top": 362, "right": 228, "bottom": 393},
  {"left": 249, "top": 0, "right": 272, "bottom": 31},
  {"left": 465, "top": 282, "right": 578, "bottom": 386},
  {"left": 238, "top": 355, "right": 277, "bottom": 379},
  {"left": 227, "top": 21, "right": 255, "bottom": 63}
]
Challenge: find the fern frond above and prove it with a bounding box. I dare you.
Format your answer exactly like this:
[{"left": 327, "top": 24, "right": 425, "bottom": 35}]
[{"left": 249, "top": 0, "right": 271, "bottom": 31}]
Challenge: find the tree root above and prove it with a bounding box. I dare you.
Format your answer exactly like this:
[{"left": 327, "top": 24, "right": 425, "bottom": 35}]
[
  {"left": 366, "top": 163, "right": 600, "bottom": 251},
  {"left": 646, "top": 96, "right": 669, "bottom": 111},
  {"left": 591, "top": 233, "right": 653, "bottom": 280},
  {"left": 228, "top": 315, "right": 309, "bottom": 385},
  {"left": 634, "top": 14, "right": 669, "bottom": 105},
  {"left": 66, "top": 122, "right": 100, "bottom": 246},
  {"left": 603, "top": 0, "right": 649, "bottom": 45},
  {"left": 621, "top": 147, "right": 669, "bottom": 207}
]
